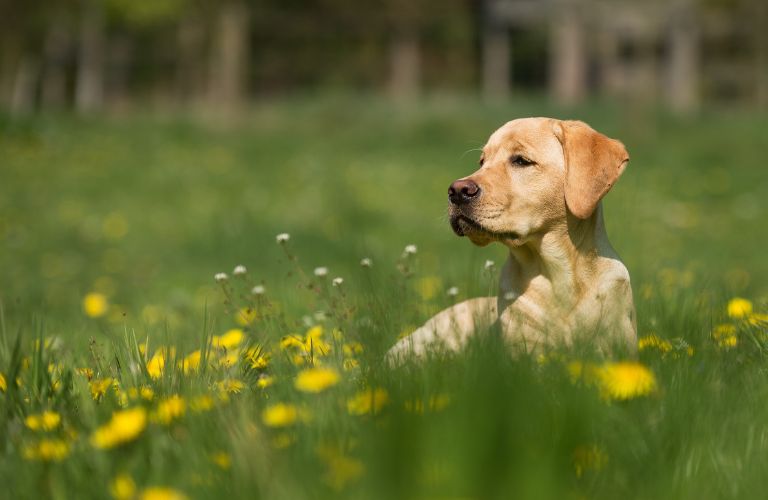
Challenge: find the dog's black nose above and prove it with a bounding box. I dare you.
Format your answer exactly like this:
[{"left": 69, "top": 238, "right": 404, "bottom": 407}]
[{"left": 448, "top": 179, "right": 480, "bottom": 205}]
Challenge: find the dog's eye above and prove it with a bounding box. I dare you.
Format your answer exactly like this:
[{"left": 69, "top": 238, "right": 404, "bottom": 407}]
[
  {"left": 479, "top": 157, "right": 485, "bottom": 166},
  {"left": 510, "top": 155, "right": 534, "bottom": 167}
]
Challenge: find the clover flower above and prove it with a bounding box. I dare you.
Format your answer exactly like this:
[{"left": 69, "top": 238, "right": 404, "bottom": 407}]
[
  {"left": 446, "top": 286, "right": 459, "bottom": 297},
  {"left": 360, "top": 257, "right": 372, "bottom": 267},
  {"left": 251, "top": 285, "right": 266, "bottom": 295},
  {"left": 214, "top": 272, "right": 228, "bottom": 283},
  {"left": 403, "top": 244, "right": 417, "bottom": 255},
  {"left": 484, "top": 259, "right": 495, "bottom": 269},
  {"left": 314, "top": 267, "right": 328, "bottom": 277},
  {"left": 232, "top": 265, "right": 247, "bottom": 276},
  {"left": 332, "top": 277, "right": 344, "bottom": 287},
  {"left": 276, "top": 233, "right": 290, "bottom": 243}
]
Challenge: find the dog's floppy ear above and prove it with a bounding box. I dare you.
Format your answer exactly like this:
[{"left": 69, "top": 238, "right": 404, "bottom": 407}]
[{"left": 555, "top": 120, "right": 629, "bottom": 219}]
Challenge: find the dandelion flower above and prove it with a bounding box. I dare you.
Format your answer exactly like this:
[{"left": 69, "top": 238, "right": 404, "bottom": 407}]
[
  {"left": 181, "top": 350, "right": 201, "bottom": 374},
  {"left": 152, "top": 395, "right": 186, "bottom": 425},
  {"left": 347, "top": 388, "right": 389, "bottom": 416},
  {"left": 360, "top": 257, "right": 372, "bottom": 267},
  {"left": 212, "top": 328, "right": 244, "bottom": 349},
  {"left": 246, "top": 348, "right": 270, "bottom": 369},
  {"left": 314, "top": 267, "right": 328, "bottom": 277},
  {"left": 91, "top": 407, "right": 147, "bottom": 449},
  {"left": 637, "top": 333, "right": 672, "bottom": 353},
  {"left": 25, "top": 411, "right": 61, "bottom": 431},
  {"left": 110, "top": 474, "right": 137, "bottom": 500},
  {"left": 332, "top": 277, "right": 344, "bottom": 287},
  {"left": 251, "top": 285, "right": 266, "bottom": 295},
  {"left": 403, "top": 244, "right": 417, "bottom": 255},
  {"left": 211, "top": 451, "right": 232, "bottom": 470},
  {"left": 573, "top": 444, "right": 608, "bottom": 477},
  {"left": 217, "top": 378, "right": 245, "bottom": 394},
  {"left": 257, "top": 375, "right": 274, "bottom": 389},
  {"left": 598, "top": 362, "right": 657, "bottom": 401},
  {"left": 90, "top": 378, "right": 115, "bottom": 400},
  {"left": 713, "top": 323, "right": 738, "bottom": 349},
  {"left": 190, "top": 395, "right": 214, "bottom": 412},
  {"left": 146, "top": 352, "right": 165, "bottom": 379},
  {"left": 83, "top": 292, "right": 108, "bottom": 318},
  {"left": 0, "top": 372, "right": 6, "bottom": 392},
  {"left": 317, "top": 446, "right": 365, "bottom": 491},
  {"left": 214, "top": 273, "right": 228, "bottom": 283},
  {"left": 139, "top": 487, "right": 188, "bottom": 500},
  {"left": 276, "top": 233, "right": 290, "bottom": 243},
  {"left": 235, "top": 307, "right": 257, "bottom": 326},
  {"left": 295, "top": 367, "right": 339, "bottom": 393},
  {"left": 727, "top": 297, "right": 753, "bottom": 318},
  {"left": 262, "top": 403, "right": 298, "bottom": 427},
  {"left": 232, "top": 265, "right": 247, "bottom": 275},
  {"left": 22, "top": 438, "right": 71, "bottom": 462}
]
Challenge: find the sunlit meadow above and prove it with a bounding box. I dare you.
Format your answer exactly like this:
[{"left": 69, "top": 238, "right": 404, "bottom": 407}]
[{"left": 1, "top": 96, "right": 767, "bottom": 499}]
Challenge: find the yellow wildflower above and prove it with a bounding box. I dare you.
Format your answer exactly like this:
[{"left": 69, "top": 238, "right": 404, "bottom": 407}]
[
  {"left": 212, "top": 329, "right": 244, "bottom": 349},
  {"left": 597, "top": 362, "right": 657, "bottom": 401},
  {"left": 22, "top": 438, "right": 71, "bottom": 462},
  {"left": 748, "top": 313, "right": 768, "bottom": 326},
  {"left": 713, "top": 323, "right": 738, "bottom": 349},
  {"left": 110, "top": 474, "right": 137, "bottom": 500},
  {"left": 139, "top": 487, "right": 188, "bottom": 500},
  {"left": 25, "top": 411, "right": 61, "bottom": 431},
  {"left": 566, "top": 361, "right": 600, "bottom": 384},
  {"left": 347, "top": 388, "right": 389, "bottom": 416},
  {"left": 83, "top": 292, "right": 109, "bottom": 318},
  {"left": 76, "top": 367, "right": 94, "bottom": 380},
  {"left": 727, "top": 297, "right": 753, "bottom": 318},
  {"left": 262, "top": 403, "right": 298, "bottom": 428},
  {"left": 638, "top": 334, "right": 672, "bottom": 353},
  {"left": 91, "top": 407, "right": 148, "bottom": 449},
  {"left": 573, "top": 444, "right": 608, "bottom": 477},
  {"left": 0, "top": 372, "right": 5, "bottom": 392},
  {"left": 152, "top": 395, "right": 186, "bottom": 425},
  {"left": 217, "top": 378, "right": 245, "bottom": 394},
  {"left": 257, "top": 375, "right": 274, "bottom": 389},
  {"left": 235, "top": 307, "right": 257, "bottom": 326},
  {"left": 245, "top": 348, "right": 270, "bottom": 369},
  {"left": 211, "top": 451, "right": 232, "bottom": 470},
  {"left": 140, "top": 386, "right": 155, "bottom": 401},
  {"left": 90, "top": 378, "right": 115, "bottom": 400},
  {"left": 180, "top": 350, "right": 201, "bottom": 374},
  {"left": 295, "top": 367, "right": 340, "bottom": 393},
  {"left": 342, "top": 342, "right": 363, "bottom": 357},
  {"left": 190, "top": 395, "right": 214, "bottom": 412},
  {"left": 343, "top": 358, "right": 359, "bottom": 371},
  {"left": 146, "top": 351, "right": 166, "bottom": 379}
]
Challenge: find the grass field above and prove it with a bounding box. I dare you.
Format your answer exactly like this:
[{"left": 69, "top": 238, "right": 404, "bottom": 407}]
[{"left": 1, "top": 95, "right": 767, "bottom": 499}]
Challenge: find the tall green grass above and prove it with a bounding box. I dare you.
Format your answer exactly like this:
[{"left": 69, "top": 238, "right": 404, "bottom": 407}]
[{"left": 0, "top": 96, "right": 766, "bottom": 498}]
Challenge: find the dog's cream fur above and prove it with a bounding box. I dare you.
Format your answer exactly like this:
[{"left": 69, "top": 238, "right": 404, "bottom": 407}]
[{"left": 389, "top": 118, "right": 636, "bottom": 359}]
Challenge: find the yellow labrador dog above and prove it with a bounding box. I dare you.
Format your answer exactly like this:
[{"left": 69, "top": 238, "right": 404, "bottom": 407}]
[{"left": 389, "top": 117, "right": 636, "bottom": 359}]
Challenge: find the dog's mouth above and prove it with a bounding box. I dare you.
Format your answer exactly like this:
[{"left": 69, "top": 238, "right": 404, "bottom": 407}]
[{"left": 450, "top": 214, "right": 519, "bottom": 241}]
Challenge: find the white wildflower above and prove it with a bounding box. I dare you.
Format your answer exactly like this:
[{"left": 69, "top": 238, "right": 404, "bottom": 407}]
[
  {"left": 332, "top": 277, "right": 344, "bottom": 287},
  {"left": 314, "top": 267, "right": 328, "bottom": 277},
  {"left": 446, "top": 286, "right": 459, "bottom": 296},
  {"left": 314, "top": 311, "right": 327, "bottom": 322},
  {"left": 233, "top": 265, "right": 247, "bottom": 275},
  {"left": 276, "top": 233, "right": 290, "bottom": 243},
  {"left": 214, "top": 272, "right": 228, "bottom": 282},
  {"left": 484, "top": 260, "right": 495, "bottom": 270},
  {"left": 403, "top": 244, "right": 418, "bottom": 255},
  {"left": 503, "top": 291, "right": 517, "bottom": 301},
  {"left": 360, "top": 257, "right": 372, "bottom": 267},
  {"left": 251, "top": 285, "right": 266, "bottom": 295}
]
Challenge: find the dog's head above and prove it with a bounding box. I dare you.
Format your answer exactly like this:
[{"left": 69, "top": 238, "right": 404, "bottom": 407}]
[{"left": 449, "top": 118, "right": 629, "bottom": 246}]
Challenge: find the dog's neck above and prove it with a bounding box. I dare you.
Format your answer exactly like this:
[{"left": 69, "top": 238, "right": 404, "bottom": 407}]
[{"left": 501, "top": 203, "right": 611, "bottom": 308}]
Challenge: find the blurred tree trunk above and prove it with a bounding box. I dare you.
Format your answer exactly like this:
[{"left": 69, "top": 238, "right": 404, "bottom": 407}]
[
  {"left": 208, "top": 0, "right": 250, "bottom": 114},
  {"left": 10, "top": 55, "right": 39, "bottom": 115},
  {"left": 481, "top": 2, "right": 510, "bottom": 101},
  {"left": 550, "top": 1, "right": 587, "bottom": 105},
  {"left": 41, "top": 23, "right": 71, "bottom": 109},
  {"left": 176, "top": 13, "right": 207, "bottom": 106},
  {"left": 666, "top": 0, "right": 699, "bottom": 113},
  {"left": 75, "top": 0, "right": 105, "bottom": 113},
  {"left": 754, "top": 2, "right": 768, "bottom": 109},
  {"left": 388, "top": 26, "right": 420, "bottom": 101}
]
